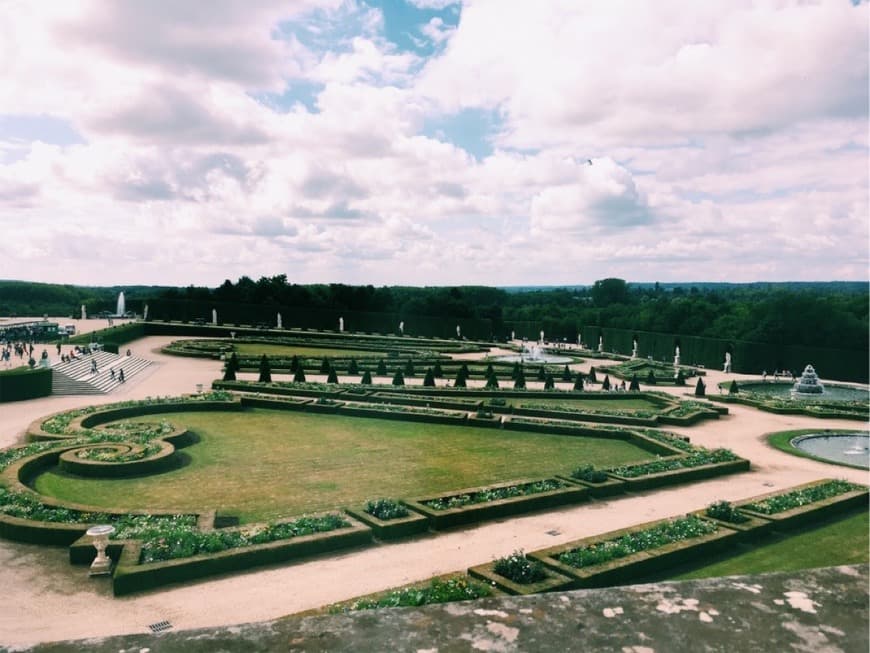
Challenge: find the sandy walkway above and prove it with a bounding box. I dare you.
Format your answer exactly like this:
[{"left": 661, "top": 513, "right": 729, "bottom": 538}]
[{"left": 0, "top": 334, "right": 867, "bottom": 647}]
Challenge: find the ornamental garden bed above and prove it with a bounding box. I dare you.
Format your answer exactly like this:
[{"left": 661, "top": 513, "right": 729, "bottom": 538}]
[
  {"left": 555, "top": 474, "right": 626, "bottom": 498},
  {"left": 689, "top": 503, "right": 773, "bottom": 542},
  {"left": 405, "top": 478, "right": 589, "bottom": 530},
  {"left": 110, "top": 512, "right": 372, "bottom": 596},
  {"left": 737, "top": 479, "right": 868, "bottom": 532},
  {"left": 468, "top": 558, "right": 574, "bottom": 596},
  {"left": 344, "top": 500, "right": 430, "bottom": 541},
  {"left": 529, "top": 515, "right": 740, "bottom": 589},
  {"left": 606, "top": 456, "right": 750, "bottom": 492}
]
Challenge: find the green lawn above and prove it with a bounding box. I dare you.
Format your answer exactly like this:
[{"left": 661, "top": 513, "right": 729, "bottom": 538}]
[
  {"left": 670, "top": 511, "right": 869, "bottom": 580},
  {"left": 32, "top": 409, "right": 652, "bottom": 523},
  {"left": 233, "top": 344, "right": 386, "bottom": 358}
]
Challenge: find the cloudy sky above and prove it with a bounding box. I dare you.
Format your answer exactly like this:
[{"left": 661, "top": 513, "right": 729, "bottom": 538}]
[{"left": 0, "top": 0, "right": 867, "bottom": 287}]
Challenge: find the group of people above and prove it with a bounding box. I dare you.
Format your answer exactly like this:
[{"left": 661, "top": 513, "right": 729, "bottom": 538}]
[
  {"left": 761, "top": 370, "right": 796, "bottom": 382},
  {"left": 1, "top": 340, "right": 35, "bottom": 368}
]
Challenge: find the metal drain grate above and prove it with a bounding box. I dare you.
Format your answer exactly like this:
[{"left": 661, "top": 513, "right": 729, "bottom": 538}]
[{"left": 148, "top": 620, "right": 173, "bottom": 633}]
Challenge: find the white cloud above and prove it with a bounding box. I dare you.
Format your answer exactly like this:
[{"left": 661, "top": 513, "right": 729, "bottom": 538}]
[{"left": 0, "top": 0, "right": 866, "bottom": 286}]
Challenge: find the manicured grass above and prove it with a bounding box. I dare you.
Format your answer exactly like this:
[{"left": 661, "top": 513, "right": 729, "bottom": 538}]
[
  {"left": 32, "top": 409, "right": 652, "bottom": 523},
  {"left": 670, "top": 511, "right": 869, "bottom": 580},
  {"left": 233, "top": 344, "right": 386, "bottom": 358},
  {"left": 510, "top": 397, "right": 660, "bottom": 412}
]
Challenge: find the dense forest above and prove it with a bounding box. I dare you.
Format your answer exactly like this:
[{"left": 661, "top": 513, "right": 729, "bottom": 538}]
[{"left": 1, "top": 277, "right": 867, "bottom": 353}]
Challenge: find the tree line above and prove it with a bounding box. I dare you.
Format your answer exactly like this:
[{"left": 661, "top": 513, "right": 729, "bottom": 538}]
[{"left": 1, "top": 277, "right": 866, "bottom": 352}]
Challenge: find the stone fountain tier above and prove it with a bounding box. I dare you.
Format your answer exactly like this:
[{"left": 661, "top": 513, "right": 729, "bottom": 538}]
[{"left": 792, "top": 364, "right": 824, "bottom": 395}]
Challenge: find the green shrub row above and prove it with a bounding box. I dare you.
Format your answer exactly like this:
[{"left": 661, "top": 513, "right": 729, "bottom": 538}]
[
  {"left": 0, "top": 367, "right": 52, "bottom": 403},
  {"left": 742, "top": 480, "right": 863, "bottom": 515},
  {"left": 421, "top": 479, "right": 569, "bottom": 511},
  {"left": 138, "top": 513, "right": 350, "bottom": 563},
  {"left": 333, "top": 576, "right": 493, "bottom": 612},
  {"left": 556, "top": 516, "right": 718, "bottom": 569},
  {"left": 607, "top": 448, "right": 739, "bottom": 478}
]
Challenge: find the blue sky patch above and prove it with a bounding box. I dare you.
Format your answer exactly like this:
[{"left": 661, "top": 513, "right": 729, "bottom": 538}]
[
  {"left": 363, "top": 0, "right": 460, "bottom": 55},
  {"left": 423, "top": 107, "right": 501, "bottom": 160},
  {"left": 251, "top": 80, "right": 324, "bottom": 113},
  {"left": 0, "top": 114, "right": 85, "bottom": 146}
]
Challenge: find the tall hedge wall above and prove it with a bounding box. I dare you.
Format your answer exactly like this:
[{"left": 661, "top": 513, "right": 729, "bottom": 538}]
[
  {"left": 145, "top": 298, "right": 493, "bottom": 340},
  {"left": 68, "top": 322, "right": 146, "bottom": 347},
  {"left": 579, "top": 326, "right": 868, "bottom": 383},
  {"left": 0, "top": 367, "right": 52, "bottom": 403}
]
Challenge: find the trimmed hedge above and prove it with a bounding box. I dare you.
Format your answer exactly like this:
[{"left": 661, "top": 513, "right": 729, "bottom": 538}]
[
  {"left": 468, "top": 559, "right": 574, "bottom": 596},
  {"left": 111, "top": 514, "right": 372, "bottom": 595},
  {"left": 737, "top": 479, "right": 869, "bottom": 532},
  {"left": 405, "top": 478, "right": 589, "bottom": 530},
  {"left": 344, "top": 507, "right": 430, "bottom": 541},
  {"left": 607, "top": 457, "right": 751, "bottom": 492},
  {"left": 530, "top": 516, "right": 740, "bottom": 589},
  {"left": 0, "top": 367, "right": 52, "bottom": 403}
]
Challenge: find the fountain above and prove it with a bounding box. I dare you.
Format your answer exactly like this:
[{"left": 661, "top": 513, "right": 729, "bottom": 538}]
[
  {"left": 494, "top": 341, "right": 572, "bottom": 364},
  {"left": 792, "top": 432, "right": 869, "bottom": 469},
  {"left": 116, "top": 291, "right": 125, "bottom": 317},
  {"left": 792, "top": 364, "right": 824, "bottom": 396}
]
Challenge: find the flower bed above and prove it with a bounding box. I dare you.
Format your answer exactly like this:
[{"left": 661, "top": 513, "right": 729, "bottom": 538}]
[
  {"left": 405, "top": 478, "right": 588, "bottom": 530},
  {"left": 111, "top": 512, "right": 372, "bottom": 596},
  {"left": 605, "top": 448, "right": 750, "bottom": 491},
  {"left": 738, "top": 479, "right": 868, "bottom": 531},
  {"left": 469, "top": 551, "right": 574, "bottom": 595},
  {"left": 345, "top": 499, "right": 430, "bottom": 541},
  {"left": 530, "top": 515, "right": 739, "bottom": 588},
  {"left": 331, "top": 576, "right": 494, "bottom": 612}
]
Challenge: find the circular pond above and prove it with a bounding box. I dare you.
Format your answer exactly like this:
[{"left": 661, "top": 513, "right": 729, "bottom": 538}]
[
  {"left": 792, "top": 433, "right": 870, "bottom": 469},
  {"left": 739, "top": 382, "right": 869, "bottom": 403}
]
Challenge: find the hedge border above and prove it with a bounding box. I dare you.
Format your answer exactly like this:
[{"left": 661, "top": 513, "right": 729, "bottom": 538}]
[
  {"left": 607, "top": 457, "right": 751, "bottom": 492},
  {"left": 467, "top": 560, "right": 575, "bottom": 596},
  {"left": 555, "top": 474, "right": 627, "bottom": 498},
  {"left": 0, "top": 366, "right": 52, "bottom": 403},
  {"left": 529, "top": 517, "right": 740, "bottom": 589},
  {"left": 737, "top": 479, "right": 869, "bottom": 532},
  {"left": 404, "top": 478, "right": 589, "bottom": 530},
  {"left": 110, "top": 512, "right": 372, "bottom": 596},
  {"left": 344, "top": 507, "right": 430, "bottom": 541}
]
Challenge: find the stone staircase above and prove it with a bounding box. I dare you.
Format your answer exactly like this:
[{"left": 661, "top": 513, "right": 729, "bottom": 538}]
[{"left": 51, "top": 351, "right": 154, "bottom": 395}]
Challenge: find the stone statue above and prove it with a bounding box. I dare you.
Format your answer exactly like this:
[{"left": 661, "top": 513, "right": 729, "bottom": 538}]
[
  {"left": 724, "top": 352, "right": 732, "bottom": 373},
  {"left": 212, "top": 309, "right": 217, "bottom": 325},
  {"left": 277, "top": 313, "right": 282, "bottom": 329},
  {"left": 674, "top": 345, "right": 680, "bottom": 368},
  {"left": 598, "top": 336, "right": 603, "bottom": 352},
  {"left": 339, "top": 317, "right": 344, "bottom": 332},
  {"left": 631, "top": 339, "right": 638, "bottom": 360},
  {"left": 540, "top": 330, "right": 544, "bottom": 344},
  {"left": 399, "top": 321, "right": 404, "bottom": 335},
  {"left": 143, "top": 304, "right": 149, "bottom": 321},
  {"left": 81, "top": 305, "right": 87, "bottom": 320}
]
